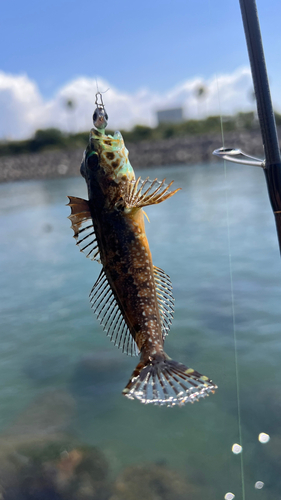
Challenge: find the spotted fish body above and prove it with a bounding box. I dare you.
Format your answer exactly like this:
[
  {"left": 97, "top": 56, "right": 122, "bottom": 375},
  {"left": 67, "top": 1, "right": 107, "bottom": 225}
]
[{"left": 68, "top": 126, "right": 217, "bottom": 405}]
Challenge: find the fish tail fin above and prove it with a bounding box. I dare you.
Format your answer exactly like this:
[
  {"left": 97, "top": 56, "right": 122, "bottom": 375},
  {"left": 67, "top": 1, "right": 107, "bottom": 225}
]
[{"left": 122, "top": 354, "right": 217, "bottom": 406}]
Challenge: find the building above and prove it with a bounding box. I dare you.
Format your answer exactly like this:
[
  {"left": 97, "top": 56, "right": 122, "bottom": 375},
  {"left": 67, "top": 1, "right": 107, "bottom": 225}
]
[{"left": 156, "top": 107, "right": 183, "bottom": 125}]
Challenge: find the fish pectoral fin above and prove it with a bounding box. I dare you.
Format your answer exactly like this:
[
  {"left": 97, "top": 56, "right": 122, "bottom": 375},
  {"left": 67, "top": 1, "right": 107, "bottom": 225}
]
[
  {"left": 154, "top": 266, "right": 175, "bottom": 340},
  {"left": 89, "top": 269, "right": 140, "bottom": 357},
  {"left": 66, "top": 196, "right": 101, "bottom": 262},
  {"left": 121, "top": 177, "right": 181, "bottom": 209},
  {"left": 142, "top": 210, "right": 150, "bottom": 223}
]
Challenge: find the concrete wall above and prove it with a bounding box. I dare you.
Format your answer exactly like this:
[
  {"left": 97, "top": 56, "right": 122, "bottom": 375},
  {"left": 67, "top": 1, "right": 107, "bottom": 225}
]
[{"left": 0, "top": 128, "right": 268, "bottom": 183}]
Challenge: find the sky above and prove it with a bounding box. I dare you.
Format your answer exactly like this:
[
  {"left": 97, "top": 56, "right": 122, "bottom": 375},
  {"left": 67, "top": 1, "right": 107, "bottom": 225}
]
[{"left": 1, "top": 0, "right": 281, "bottom": 139}]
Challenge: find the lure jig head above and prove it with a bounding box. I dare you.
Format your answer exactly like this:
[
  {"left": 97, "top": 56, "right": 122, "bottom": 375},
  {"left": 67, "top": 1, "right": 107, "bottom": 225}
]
[{"left": 93, "top": 92, "right": 108, "bottom": 132}]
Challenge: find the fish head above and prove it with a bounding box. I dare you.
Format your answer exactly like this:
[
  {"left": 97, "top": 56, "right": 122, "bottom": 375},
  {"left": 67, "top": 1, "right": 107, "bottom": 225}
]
[{"left": 84, "top": 129, "right": 135, "bottom": 184}]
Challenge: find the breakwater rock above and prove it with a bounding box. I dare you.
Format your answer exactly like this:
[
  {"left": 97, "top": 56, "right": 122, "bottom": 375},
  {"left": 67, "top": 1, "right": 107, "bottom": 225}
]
[{"left": 0, "top": 129, "right": 267, "bottom": 183}]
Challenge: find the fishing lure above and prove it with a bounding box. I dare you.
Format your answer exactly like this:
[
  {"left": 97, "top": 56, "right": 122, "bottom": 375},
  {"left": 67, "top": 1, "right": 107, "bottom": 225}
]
[{"left": 67, "top": 93, "right": 217, "bottom": 405}]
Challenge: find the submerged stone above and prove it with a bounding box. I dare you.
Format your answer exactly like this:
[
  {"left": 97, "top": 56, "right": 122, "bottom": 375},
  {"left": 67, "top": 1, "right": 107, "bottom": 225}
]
[{"left": 110, "top": 463, "right": 194, "bottom": 500}]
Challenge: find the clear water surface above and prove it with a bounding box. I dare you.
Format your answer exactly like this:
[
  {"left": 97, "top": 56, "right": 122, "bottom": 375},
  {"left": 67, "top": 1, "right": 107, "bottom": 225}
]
[{"left": 0, "top": 161, "right": 280, "bottom": 499}]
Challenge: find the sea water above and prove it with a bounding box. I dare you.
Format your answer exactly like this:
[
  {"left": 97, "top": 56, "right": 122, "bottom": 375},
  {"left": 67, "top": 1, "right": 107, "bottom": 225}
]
[{"left": 0, "top": 161, "right": 280, "bottom": 499}]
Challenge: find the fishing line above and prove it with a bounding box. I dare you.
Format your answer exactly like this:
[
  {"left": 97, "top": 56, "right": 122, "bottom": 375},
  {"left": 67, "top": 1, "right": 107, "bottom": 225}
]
[{"left": 216, "top": 76, "right": 246, "bottom": 500}]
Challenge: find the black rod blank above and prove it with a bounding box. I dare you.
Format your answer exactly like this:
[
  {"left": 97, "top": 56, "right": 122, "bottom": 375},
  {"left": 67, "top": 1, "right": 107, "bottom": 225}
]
[{"left": 239, "top": 0, "right": 281, "bottom": 251}]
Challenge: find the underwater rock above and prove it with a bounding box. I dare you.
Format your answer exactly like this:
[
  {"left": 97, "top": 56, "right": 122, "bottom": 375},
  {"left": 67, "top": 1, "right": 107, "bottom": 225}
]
[
  {"left": 0, "top": 389, "right": 77, "bottom": 497},
  {"left": 0, "top": 440, "right": 111, "bottom": 500},
  {"left": 49, "top": 445, "right": 110, "bottom": 500},
  {"left": 110, "top": 463, "right": 194, "bottom": 500}
]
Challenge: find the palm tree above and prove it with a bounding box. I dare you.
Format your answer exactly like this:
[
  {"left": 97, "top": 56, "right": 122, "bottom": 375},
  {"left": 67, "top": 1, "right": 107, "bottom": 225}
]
[
  {"left": 195, "top": 85, "right": 207, "bottom": 118},
  {"left": 65, "top": 99, "right": 76, "bottom": 133}
]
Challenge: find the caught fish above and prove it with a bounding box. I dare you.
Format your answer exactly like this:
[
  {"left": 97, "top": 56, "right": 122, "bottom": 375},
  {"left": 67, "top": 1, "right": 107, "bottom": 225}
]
[{"left": 67, "top": 94, "right": 217, "bottom": 406}]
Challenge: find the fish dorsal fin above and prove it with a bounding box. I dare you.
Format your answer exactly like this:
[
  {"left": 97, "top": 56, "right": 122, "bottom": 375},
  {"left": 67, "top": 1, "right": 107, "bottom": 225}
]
[
  {"left": 154, "top": 266, "right": 175, "bottom": 340},
  {"left": 89, "top": 269, "right": 140, "bottom": 356},
  {"left": 120, "top": 177, "right": 181, "bottom": 209},
  {"left": 67, "top": 196, "right": 101, "bottom": 262}
]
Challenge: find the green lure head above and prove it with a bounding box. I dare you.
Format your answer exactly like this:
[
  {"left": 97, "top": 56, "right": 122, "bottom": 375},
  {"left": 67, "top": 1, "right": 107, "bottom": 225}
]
[
  {"left": 82, "top": 91, "right": 135, "bottom": 184},
  {"left": 87, "top": 129, "right": 135, "bottom": 183}
]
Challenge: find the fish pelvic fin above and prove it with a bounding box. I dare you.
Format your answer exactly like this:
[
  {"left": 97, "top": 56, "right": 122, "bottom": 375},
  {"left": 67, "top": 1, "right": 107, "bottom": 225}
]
[
  {"left": 120, "top": 177, "right": 181, "bottom": 209},
  {"left": 122, "top": 354, "right": 217, "bottom": 406}
]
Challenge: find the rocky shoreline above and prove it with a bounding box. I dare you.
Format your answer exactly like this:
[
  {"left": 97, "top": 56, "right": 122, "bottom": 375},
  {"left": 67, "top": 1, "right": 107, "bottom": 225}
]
[
  {"left": 0, "top": 387, "right": 194, "bottom": 500},
  {"left": 0, "top": 128, "right": 268, "bottom": 184}
]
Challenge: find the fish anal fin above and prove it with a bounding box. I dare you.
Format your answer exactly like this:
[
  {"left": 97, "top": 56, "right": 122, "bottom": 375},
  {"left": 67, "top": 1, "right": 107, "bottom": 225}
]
[
  {"left": 121, "top": 177, "right": 181, "bottom": 209},
  {"left": 153, "top": 265, "right": 174, "bottom": 340}
]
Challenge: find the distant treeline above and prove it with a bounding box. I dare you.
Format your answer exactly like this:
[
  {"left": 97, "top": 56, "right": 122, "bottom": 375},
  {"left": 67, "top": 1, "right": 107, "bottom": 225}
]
[{"left": 1, "top": 111, "right": 281, "bottom": 156}]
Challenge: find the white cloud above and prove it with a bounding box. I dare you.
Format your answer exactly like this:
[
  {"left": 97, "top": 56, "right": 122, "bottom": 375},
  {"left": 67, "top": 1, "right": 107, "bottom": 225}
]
[
  {"left": 0, "top": 67, "right": 258, "bottom": 140},
  {"left": 0, "top": 72, "right": 44, "bottom": 139}
]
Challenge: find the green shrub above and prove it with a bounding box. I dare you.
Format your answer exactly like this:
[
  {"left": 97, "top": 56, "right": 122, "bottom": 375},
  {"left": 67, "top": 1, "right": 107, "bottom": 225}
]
[{"left": 0, "top": 110, "right": 276, "bottom": 156}]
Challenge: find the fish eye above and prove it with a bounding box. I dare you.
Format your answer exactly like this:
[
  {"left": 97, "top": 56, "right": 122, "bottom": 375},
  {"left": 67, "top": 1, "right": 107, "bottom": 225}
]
[
  {"left": 105, "top": 113, "right": 108, "bottom": 120},
  {"left": 93, "top": 111, "right": 98, "bottom": 121}
]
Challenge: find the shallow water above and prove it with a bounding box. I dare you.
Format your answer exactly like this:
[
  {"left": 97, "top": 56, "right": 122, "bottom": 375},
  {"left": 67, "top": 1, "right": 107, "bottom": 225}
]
[{"left": 0, "top": 161, "right": 281, "bottom": 499}]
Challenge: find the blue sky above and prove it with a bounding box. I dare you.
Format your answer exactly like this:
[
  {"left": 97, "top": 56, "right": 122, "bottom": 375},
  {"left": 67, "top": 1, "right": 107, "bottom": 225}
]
[{"left": 1, "top": 0, "right": 281, "bottom": 138}]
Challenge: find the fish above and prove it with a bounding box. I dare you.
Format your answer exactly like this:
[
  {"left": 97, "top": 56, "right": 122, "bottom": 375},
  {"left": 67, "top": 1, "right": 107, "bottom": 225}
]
[{"left": 67, "top": 98, "right": 217, "bottom": 406}]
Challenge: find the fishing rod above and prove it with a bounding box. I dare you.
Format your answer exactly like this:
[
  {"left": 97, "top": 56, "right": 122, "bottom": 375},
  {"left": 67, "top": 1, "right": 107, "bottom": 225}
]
[{"left": 213, "top": 0, "right": 281, "bottom": 254}]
